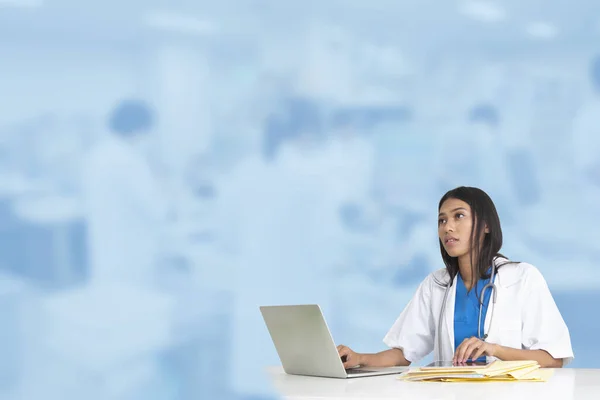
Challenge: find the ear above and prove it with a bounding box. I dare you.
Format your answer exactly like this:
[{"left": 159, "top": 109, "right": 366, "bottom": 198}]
[{"left": 484, "top": 224, "right": 489, "bottom": 234}]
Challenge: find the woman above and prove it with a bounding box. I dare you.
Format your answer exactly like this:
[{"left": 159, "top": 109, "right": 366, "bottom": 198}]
[{"left": 337, "top": 186, "right": 574, "bottom": 368}]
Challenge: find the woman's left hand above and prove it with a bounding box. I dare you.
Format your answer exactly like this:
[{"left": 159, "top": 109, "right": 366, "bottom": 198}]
[{"left": 453, "top": 337, "right": 498, "bottom": 364}]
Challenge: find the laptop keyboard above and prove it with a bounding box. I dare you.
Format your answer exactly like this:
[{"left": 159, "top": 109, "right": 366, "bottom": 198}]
[{"left": 346, "top": 369, "right": 377, "bottom": 374}]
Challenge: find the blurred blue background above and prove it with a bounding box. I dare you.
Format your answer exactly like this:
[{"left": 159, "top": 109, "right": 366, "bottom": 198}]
[{"left": 1, "top": 0, "right": 599, "bottom": 398}]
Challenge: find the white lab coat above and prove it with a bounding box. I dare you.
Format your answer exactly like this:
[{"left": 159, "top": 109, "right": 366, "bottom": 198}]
[
  {"left": 383, "top": 257, "right": 574, "bottom": 365},
  {"left": 571, "top": 99, "right": 600, "bottom": 203},
  {"left": 82, "top": 136, "right": 168, "bottom": 287},
  {"left": 222, "top": 147, "right": 338, "bottom": 397}
]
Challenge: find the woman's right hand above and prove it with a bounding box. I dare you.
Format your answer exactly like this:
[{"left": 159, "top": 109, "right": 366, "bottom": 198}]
[{"left": 337, "top": 344, "right": 362, "bottom": 369}]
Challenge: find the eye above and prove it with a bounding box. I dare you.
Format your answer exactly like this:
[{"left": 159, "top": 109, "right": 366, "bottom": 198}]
[
  {"left": 438, "top": 218, "right": 446, "bottom": 225},
  {"left": 456, "top": 213, "right": 465, "bottom": 219}
]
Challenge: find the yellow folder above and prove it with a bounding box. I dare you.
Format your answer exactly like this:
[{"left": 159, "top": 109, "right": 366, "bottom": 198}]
[{"left": 399, "top": 360, "right": 553, "bottom": 382}]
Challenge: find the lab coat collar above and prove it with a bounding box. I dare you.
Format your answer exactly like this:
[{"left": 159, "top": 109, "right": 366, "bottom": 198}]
[{"left": 493, "top": 256, "right": 522, "bottom": 288}]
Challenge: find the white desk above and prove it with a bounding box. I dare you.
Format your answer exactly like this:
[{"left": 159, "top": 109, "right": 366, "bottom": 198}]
[{"left": 268, "top": 366, "right": 600, "bottom": 400}]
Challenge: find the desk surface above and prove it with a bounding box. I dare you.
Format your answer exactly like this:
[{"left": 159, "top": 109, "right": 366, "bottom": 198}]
[{"left": 268, "top": 366, "right": 600, "bottom": 400}]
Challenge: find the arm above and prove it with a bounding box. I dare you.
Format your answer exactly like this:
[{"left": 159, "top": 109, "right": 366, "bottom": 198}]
[
  {"left": 359, "top": 348, "right": 411, "bottom": 368},
  {"left": 337, "top": 274, "right": 439, "bottom": 369},
  {"left": 493, "top": 345, "right": 563, "bottom": 368},
  {"left": 338, "top": 274, "right": 438, "bottom": 369},
  {"left": 337, "top": 346, "right": 410, "bottom": 369},
  {"left": 453, "top": 337, "right": 563, "bottom": 368},
  {"left": 380, "top": 275, "right": 437, "bottom": 364},
  {"left": 520, "top": 266, "right": 574, "bottom": 366}
]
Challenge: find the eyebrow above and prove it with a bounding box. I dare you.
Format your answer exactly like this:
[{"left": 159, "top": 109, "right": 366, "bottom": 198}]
[{"left": 438, "top": 207, "right": 468, "bottom": 217}]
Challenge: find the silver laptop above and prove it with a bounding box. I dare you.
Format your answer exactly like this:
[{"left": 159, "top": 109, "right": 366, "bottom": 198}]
[{"left": 260, "top": 304, "right": 407, "bottom": 378}]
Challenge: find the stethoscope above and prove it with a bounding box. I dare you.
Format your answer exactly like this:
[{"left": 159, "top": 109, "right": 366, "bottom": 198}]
[{"left": 436, "top": 261, "right": 499, "bottom": 355}]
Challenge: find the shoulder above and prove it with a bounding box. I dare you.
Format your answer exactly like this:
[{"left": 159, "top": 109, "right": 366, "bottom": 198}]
[
  {"left": 496, "top": 258, "right": 548, "bottom": 288},
  {"left": 420, "top": 268, "right": 451, "bottom": 290},
  {"left": 430, "top": 268, "right": 450, "bottom": 282}
]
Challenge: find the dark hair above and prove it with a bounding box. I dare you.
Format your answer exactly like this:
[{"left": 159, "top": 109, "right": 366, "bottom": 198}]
[
  {"left": 468, "top": 103, "right": 500, "bottom": 128},
  {"left": 590, "top": 55, "right": 600, "bottom": 91},
  {"left": 109, "top": 99, "right": 155, "bottom": 136},
  {"left": 438, "top": 186, "right": 507, "bottom": 288},
  {"left": 262, "top": 96, "right": 322, "bottom": 161}
]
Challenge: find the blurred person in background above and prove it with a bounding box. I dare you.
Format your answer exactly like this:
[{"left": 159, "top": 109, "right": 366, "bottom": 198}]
[
  {"left": 221, "top": 96, "right": 337, "bottom": 399},
  {"left": 572, "top": 55, "right": 600, "bottom": 197},
  {"left": 82, "top": 99, "right": 170, "bottom": 287}
]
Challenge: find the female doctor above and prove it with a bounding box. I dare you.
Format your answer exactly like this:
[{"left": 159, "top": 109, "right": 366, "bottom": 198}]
[{"left": 337, "top": 186, "right": 574, "bottom": 368}]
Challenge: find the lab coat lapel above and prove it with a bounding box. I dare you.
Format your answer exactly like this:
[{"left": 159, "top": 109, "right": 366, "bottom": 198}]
[
  {"left": 443, "top": 275, "right": 457, "bottom": 360},
  {"left": 482, "top": 258, "right": 503, "bottom": 340},
  {"left": 483, "top": 257, "right": 517, "bottom": 343}
]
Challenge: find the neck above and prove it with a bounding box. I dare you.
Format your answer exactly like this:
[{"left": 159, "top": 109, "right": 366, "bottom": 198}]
[{"left": 458, "top": 255, "right": 473, "bottom": 290}]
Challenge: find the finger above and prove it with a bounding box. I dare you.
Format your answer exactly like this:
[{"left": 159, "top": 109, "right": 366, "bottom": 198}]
[
  {"left": 337, "top": 345, "right": 347, "bottom": 355},
  {"left": 342, "top": 354, "right": 355, "bottom": 369},
  {"left": 464, "top": 340, "right": 483, "bottom": 362},
  {"left": 452, "top": 339, "right": 469, "bottom": 363},
  {"left": 452, "top": 349, "right": 459, "bottom": 364},
  {"left": 453, "top": 355, "right": 467, "bottom": 366},
  {"left": 463, "top": 344, "right": 478, "bottom": 362},
  {"left": 458, "top": 338, "right": 478, "bottom": 362},
  {"left": 457, "top": 346, "right": 469, "bottom": 363},
  {"left": 465, "top": 341, "right": 481, "bottom": 362},
  {"left": 452, "top": 346, "right": 461, "bottom": 364},
  {"left": 471, "top": 344, "right": 486, "bottom": 362},
  {"left": 455, "top": 339, "right": 472, "bottom": 363},
  {"left": 477, "top": 342, "right": 493, "bottom": 360}
]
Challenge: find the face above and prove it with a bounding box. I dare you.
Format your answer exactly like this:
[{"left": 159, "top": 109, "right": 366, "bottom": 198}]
[{"left": 438, "top": 198, "right": 474, "bottom": 259}]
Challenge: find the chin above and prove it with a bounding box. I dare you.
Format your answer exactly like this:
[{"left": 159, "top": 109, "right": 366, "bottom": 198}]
[{"left": 444, "top": 249, "right": 463, "bottom": 258}]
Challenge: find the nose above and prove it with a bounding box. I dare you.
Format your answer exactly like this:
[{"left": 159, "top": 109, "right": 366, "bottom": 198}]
[{"left": 443, "top": 221, "right": 455, "bottom": 233}]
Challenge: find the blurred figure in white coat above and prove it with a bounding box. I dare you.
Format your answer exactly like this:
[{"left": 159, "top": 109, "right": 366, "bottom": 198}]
[
  {"left": 222, "top": 97, "right": 337, "bottom": 399},
  {"left": 572, "top": 55, "right": 600, "bottom": 199},
  {"left": 82, "top": 99, "right": 169, "bottom": 287}
]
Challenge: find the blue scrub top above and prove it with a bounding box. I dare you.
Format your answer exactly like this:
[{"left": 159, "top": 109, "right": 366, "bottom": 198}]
[{"left": 453, "top": 271, "right": 493, "bottom": 360}]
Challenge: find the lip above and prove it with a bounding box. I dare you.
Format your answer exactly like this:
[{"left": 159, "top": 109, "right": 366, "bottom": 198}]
[{"left": 444, "top": 237, "right": 459, "bottom": 245}]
